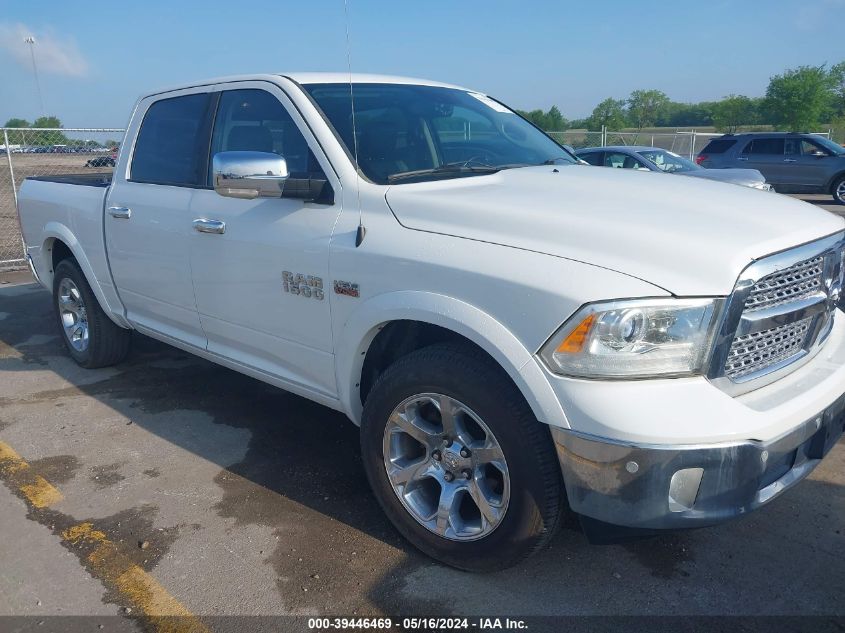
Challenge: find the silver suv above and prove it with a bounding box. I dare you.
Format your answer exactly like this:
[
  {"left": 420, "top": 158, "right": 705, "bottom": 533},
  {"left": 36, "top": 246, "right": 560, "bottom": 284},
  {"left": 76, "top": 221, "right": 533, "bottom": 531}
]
[{"left": 696, "top": 133, "right": 845, "bottom": 204}]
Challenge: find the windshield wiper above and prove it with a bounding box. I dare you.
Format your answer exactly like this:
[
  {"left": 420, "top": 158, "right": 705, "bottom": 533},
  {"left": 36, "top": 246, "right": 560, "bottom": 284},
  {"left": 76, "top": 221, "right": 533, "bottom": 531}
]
[
  {"left": 540, "top": 157, "right": 574, "bottom": 165},
  {"left": 387, "top": 164, "right": 501, "bottom": 183}
]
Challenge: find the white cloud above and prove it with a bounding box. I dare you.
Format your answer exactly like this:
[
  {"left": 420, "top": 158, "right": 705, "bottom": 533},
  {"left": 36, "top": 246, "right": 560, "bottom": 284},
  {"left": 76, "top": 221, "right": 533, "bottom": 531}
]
[{"left": 0, "top": 22, "right": 89, "bottom": 77}]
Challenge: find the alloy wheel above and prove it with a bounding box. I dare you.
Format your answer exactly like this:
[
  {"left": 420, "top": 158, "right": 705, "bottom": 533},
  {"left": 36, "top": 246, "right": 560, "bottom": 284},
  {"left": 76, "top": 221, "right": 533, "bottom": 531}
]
[
  {"left": 382, "top": 393, "right": 510, "bottom": 541},
  {"left": 57, "top": 277, "right": 89, "bottom": 352}
]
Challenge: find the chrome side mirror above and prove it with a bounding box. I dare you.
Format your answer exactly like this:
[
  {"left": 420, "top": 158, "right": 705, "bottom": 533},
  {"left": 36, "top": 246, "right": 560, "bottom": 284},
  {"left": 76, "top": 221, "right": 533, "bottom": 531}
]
[{"left": 213, "top": 151, "right": 289, "bottom": 199}]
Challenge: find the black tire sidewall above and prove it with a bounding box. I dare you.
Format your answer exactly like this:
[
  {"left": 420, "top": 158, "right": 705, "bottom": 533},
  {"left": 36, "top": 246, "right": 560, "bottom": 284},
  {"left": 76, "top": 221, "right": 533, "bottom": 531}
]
[
  {"left": 834, "top": 176, "right": 845, "bottom": 204},
  {"left": 52, "top": 259, "right": 100, "bottom": 366},
  {"left": 361, "top": 345, "right": 560, "bottom": 571}
]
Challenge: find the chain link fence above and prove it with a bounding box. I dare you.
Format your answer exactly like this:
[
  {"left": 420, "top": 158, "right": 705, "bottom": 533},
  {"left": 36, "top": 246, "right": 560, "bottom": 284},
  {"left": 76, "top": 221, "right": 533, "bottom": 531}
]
[
  {"left": 549, "top": 129, "right": 717, "bottom": 155},
  {"left": 1, "top": 128, "right": 124, "bottom": 269}
]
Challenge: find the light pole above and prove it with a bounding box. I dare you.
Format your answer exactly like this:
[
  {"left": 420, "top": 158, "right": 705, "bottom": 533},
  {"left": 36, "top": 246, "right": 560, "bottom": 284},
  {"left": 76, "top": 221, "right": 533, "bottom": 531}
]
[{"left": 24, "top": 36, "right": 45, "bottom": 116}]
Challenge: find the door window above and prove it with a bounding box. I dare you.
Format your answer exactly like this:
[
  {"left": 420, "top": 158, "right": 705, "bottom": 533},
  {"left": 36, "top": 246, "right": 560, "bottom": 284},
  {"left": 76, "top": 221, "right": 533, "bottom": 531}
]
[
  {"left": 131, "top": 93, "right": 210, "bottom": 186},
  {"left": 579, "top": 151, "right": 604, "bottom": 166},
  {"left": 800, "top": 139, "right": 829, "bottom": 156},
  {"left": 209, "top": 89, "right": 320, "bottom": 183},
  {"left": 604, "top": 152, "right": 646, "bottom": 169},
  {"left": 742, "top": 138, "right": 785, "bottom": 155}
]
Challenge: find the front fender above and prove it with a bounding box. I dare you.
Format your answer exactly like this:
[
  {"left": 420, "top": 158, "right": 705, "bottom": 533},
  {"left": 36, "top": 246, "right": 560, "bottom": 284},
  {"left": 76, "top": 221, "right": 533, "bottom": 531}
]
[{"left": 334, "top": 290, "right": 568, "bottom": 428}]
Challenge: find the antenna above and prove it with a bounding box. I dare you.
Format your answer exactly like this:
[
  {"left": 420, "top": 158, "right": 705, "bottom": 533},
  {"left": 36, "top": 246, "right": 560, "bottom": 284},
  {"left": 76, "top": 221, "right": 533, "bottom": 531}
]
[
  {"left": 24, "top": 36, "right": 45, "bottom": 116},
  {"left": 343, "top": 0, "right": 366, "bottom": 247}
]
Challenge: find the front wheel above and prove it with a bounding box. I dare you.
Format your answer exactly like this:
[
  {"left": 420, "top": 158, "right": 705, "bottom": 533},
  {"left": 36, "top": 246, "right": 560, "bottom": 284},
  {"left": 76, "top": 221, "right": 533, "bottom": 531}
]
[
  {"left": 832, "top": 175, "right": 845, "bottom": 205},
  {"left": 360, "top": 343, "right": 563, "bottom": 571},
  {"left": 53, "top": 258, "right": 131, "bottom": 368}
]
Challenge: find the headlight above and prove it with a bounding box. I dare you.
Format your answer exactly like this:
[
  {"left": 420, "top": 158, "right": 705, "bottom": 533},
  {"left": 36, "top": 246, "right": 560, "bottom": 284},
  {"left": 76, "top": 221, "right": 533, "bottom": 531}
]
[{"left": 539, "top": 298, "right": 722, "bottom": 378}]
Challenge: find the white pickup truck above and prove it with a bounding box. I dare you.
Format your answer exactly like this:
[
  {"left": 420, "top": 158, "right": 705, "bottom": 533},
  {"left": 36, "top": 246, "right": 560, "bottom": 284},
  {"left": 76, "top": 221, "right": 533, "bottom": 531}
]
[{"left": 17, "top": 74, "right": 845, "bottom": 571}]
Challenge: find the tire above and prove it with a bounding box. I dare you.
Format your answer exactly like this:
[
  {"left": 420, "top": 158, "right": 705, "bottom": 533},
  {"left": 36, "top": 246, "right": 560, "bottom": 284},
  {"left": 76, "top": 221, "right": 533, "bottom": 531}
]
[
  {"left": 52, "top": 258, "right": 130, "bottom": 368},
  {"left": 360, "top": 342, "right": 563, "bottom": 572},
  {"left": 832, "top": 175, "right": 845, "bottom": 205}
]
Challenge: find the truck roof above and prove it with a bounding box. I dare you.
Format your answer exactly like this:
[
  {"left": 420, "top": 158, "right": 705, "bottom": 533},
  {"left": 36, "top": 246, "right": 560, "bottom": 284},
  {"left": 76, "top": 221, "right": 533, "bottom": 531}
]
[{"left": 144, "top": 73, "right": 469, "bottom": 98}]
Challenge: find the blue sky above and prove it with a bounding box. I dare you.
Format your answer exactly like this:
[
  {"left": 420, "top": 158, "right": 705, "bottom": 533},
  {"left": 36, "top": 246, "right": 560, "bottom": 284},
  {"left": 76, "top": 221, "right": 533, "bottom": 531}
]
[{"left": 2, "top": 0, "right": 844, "bottom": 128}]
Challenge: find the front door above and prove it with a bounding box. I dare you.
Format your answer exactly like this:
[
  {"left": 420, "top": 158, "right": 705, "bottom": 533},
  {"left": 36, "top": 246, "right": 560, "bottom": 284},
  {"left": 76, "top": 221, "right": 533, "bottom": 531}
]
[
  {"left": 106, "top": 89, "right": 213, "bottom": 348},
  {"left": 782, "top": 137, "right": 835, "bottom": 190},
  {"left": 188, "top": 84, "right": 342, "bottom": 398}
]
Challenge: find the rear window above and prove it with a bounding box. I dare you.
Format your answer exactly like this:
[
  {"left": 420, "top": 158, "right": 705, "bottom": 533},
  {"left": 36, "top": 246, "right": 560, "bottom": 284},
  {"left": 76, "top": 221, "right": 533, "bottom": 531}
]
[
  {"left": 579, "top": 151, "right": 603, "bottom": 166},
  {"left": 700, "top": 139, "right": 736, "bottom": 154},
  {"left": 131, "top": 93, "right": 210, "bottom": 187},
  {"left": 742, "top": 138, "right": 785, "bottom": 155}
]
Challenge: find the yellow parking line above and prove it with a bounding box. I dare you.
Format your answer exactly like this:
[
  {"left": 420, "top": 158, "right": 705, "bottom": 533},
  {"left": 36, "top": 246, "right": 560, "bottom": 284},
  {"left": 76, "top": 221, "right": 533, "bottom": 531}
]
[
  {"left": 0, "top": 441, "right": 209, "bottom": 633},
  {"left": 63, "top": 522, "right": 209, "bottom": 633},
  {"left": 0, "top": 441, "right": 63, "bottom": 508}
]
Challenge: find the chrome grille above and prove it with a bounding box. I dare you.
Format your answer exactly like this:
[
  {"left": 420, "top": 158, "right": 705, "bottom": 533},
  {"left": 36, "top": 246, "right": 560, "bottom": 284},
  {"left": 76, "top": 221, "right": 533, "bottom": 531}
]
[
  {"left": 724, "top": 317, "right": 813, "bottom": 379},
  {"left": 743, "top": 255, "right": 824, "bottom": 312},
  {"left": 712, "top": 234, "right": 844, "bottom": 394}
]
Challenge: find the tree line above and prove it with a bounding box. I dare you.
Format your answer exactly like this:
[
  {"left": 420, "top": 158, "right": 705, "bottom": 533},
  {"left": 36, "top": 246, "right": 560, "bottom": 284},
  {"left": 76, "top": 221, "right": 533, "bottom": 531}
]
[
  {"left": 2, "top": 116, "right": 69, "bottom": 146},
  {"left": 517, "top": 62, "right": 845, "bottom": 138}
]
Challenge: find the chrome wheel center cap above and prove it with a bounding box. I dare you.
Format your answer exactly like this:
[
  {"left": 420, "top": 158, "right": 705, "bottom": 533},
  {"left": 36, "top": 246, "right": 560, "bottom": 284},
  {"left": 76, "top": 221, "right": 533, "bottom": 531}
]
[{"left": 442, "top": 450, "right": 461, "bottom": 470}]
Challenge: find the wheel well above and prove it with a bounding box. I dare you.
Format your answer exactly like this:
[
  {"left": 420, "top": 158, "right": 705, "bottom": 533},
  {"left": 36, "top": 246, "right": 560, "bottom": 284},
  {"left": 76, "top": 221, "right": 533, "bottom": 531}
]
[
  {"left": 359, "top": 320, "right": 496, "bottom": 406},
  {"left": 48, "top": 239, "right": 74, "bottom": 273},
  {"left": 829, "top": 171, "right": 845, "bottom": 192}
]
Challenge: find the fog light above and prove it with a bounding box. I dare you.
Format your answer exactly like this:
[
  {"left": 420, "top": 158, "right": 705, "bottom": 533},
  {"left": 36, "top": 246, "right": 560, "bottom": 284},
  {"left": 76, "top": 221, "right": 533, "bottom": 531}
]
[{"left": 668, "top": 468, "right": 704, "bottom": 512}]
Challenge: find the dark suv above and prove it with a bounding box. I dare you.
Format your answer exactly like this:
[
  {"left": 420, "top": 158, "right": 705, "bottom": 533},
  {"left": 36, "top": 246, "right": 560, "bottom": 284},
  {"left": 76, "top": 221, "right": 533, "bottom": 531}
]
[{"left": 696, "top": 133, "right": 845, "bottom": 204}]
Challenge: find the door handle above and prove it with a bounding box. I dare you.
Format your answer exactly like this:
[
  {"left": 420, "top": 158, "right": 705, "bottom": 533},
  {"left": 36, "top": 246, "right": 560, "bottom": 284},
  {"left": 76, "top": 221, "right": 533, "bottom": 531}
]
[
  {"left": 193, "top": 218, "right": 226, "bottom": 234},
  {"left": 783, "top": 158, "right": 797, "bottom": 163},
  {"left": 108, "top": 206, "right": 131, "bottom": 219},
  {"left": 737, "top": 157, "right": 748, "bottom": 161}
]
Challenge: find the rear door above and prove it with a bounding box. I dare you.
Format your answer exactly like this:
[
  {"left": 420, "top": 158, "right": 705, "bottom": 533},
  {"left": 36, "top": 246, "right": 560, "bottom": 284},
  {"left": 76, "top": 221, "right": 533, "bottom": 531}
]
[
  {"left": 105, "top": 88, "right": 213, "bottom": 348},
  {"left": 188, "top": 82, "right": 342, "bottom": 398},
  {"left": 737, "top": 137, "right": 786, "bottom": 184}
]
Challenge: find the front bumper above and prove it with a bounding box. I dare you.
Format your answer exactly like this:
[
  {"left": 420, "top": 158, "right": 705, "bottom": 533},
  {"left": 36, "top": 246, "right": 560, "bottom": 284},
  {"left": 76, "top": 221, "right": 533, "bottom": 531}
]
[{"left": 552, "top": 392, "right": 845, "bottom": 529}]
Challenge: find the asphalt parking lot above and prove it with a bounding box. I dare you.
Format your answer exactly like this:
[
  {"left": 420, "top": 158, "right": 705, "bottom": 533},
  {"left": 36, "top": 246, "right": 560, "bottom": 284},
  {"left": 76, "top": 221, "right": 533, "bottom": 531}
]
[{"left": 1, "top": 195, "right": 844, "bottom": 633}]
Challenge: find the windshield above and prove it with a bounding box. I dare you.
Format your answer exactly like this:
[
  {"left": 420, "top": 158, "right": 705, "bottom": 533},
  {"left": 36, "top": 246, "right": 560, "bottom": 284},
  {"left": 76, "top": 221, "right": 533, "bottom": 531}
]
[
  {"left": 303, "top": 83, "right": 575, "bottom": 184},
  {"left": 638, "top": 149, "right": 699, "bottom": 173},
  {"left": 812, "top": 136, "right": 845, "bottom": 155}
]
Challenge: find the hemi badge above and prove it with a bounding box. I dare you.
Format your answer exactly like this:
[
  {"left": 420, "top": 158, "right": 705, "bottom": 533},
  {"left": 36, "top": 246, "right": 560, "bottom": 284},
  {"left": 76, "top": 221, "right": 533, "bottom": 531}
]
[{"left": 334, "top": 280, "right": 360, "bottom": 298}]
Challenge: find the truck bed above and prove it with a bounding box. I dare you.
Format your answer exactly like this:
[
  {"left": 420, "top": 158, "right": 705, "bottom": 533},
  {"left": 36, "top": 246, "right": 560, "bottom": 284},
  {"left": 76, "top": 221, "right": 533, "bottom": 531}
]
[
  {"left": 26, "top": 173, "right": 113, "bottom": 187},
  {"left": 18, "top": 175, "right": 114, "bottom": 303}
]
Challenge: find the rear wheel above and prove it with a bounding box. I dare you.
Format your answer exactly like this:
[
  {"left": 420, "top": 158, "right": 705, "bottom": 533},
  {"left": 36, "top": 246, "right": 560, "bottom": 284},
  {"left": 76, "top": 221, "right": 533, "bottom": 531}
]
[
  {"left": 53, "top": 258, "right": 130, "bottom": 368},
  {"left": 832, "top": 175, "right": 845, "bottom": 205},
  {"left": 360, "top": 343, "right": 563, "bottom": 571}
]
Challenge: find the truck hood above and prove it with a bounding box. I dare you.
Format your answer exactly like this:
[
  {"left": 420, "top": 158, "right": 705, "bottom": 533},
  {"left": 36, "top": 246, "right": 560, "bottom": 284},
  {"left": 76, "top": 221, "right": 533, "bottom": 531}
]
[
  {"left": 385, "top": 165, "right": 845, "bottom": 295},
  {"left": 681, "top": 167, "right": 767, "bottom": 187}
]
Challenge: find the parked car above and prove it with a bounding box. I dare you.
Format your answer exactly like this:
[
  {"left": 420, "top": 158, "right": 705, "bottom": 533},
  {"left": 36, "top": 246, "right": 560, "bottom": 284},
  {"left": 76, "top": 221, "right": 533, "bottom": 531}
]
[
  {"left": 562, "top": 144, "right": 589, "bottom": 165},
  {"left": 697, "top": 133, "right": 845, "bottom": 204},
  {"left": 85, "top": 156, "right": 116, "bottom": 168},
  {"left": 576, "top": 146, "right": 772, "bottom": 191},
  {"left": 17, "top": 73, "right": 845, "bottom": 571}
]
